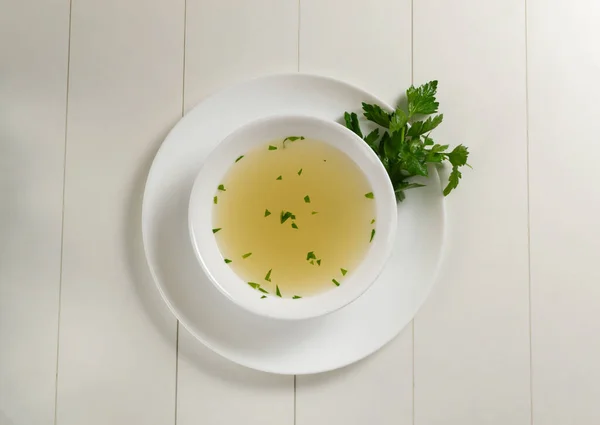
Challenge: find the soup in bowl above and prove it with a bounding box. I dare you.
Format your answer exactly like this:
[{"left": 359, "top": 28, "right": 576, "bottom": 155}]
[{"left": 188, "top": 115, "right": 397, "bottom": 320}]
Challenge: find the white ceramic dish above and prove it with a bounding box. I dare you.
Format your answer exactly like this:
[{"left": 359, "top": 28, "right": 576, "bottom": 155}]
[
  {"left": 142, "top": 74, "right": 446, "bottom": 374},
  {"left": 188, "top": 115, "right": 397, "bottom": 321}
]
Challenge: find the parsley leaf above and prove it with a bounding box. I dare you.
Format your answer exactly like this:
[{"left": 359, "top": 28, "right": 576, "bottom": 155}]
[
  {"left": 444, "top": 166, "right": 463, "bottom": 196},
  {"left": 407, "top": 114, "right": 444, "bottom": 138},
  {"left": 362, "top": 103, "right": 391, "bottom": 128},
  {"left": 406, "top": 80, "right": 439, "bottom": 117},
  {"left": 364, "top": 128, "right": 380, "bottom": 152},
  {"left": 389, "top": 108, "right": 408, "bottom": 134},
  {"left": 280, "top": 211, "right": 294, "bottom": 224},
  {"left": 344, "top": 112, "right": 363, "bottom": 138},
  {"left": 448, "top": 144, "right": 469, "bottom": 167},
  {"left": 342, "top": 80, "right": 469, "bottom": 201}
]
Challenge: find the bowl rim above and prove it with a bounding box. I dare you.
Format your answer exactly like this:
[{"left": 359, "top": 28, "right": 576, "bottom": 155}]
[{"left": 188, "top": 114, "right": 397, "bottom": 321}]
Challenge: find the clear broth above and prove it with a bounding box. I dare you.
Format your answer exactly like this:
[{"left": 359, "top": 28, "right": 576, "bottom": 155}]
[{"left": 212, "top": 138, "right": 376, "bottom": 298}]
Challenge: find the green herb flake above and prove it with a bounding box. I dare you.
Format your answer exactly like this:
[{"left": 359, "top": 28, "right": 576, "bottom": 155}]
[
  {"left": 242, "top": 252, "right": 252, "bottom": 259},
  {"left": 311, "top": 211, "right": 318, "bottom": 215},
  {"left": 291, "top": 222, "right": 299, "bottom": 229},
  {"left": 218, "top": 184, "right": 226, "bottom": 191},
  {"left": 304, "top": 195, "right": 311, "bottom": 203},
  {"left": 283, "top": 136, "right": 305, "bottom": 143},
  {"left": 365, "top": 192, "right": 374, "bottom": 199},
  {"left": 265, "top": 269, "right": 272, "bottom": 282},
  {"left": 306, "top": 251, "right": 316, "bottom": 261},
  {"left": 341, "top": 268, "right": 347, "bottom": 276},
  {"left": 258, "top": 287, "right": 269, "bottom": 294},
  {"left": 310, "top": 260, "right": 315, "bottom": 265},
  {"left": 261, "top": 295, "right": 267, "bottom": 299},
  {"left": 224, "top": 258, "right": 232, "bottom": 264},
  {"left": 213, "top": 196, "right": 218, "bottom": 204},
  {"left": 276, "top": 175, "right": 282, "bottom": 180},
  {"left": 292, "top": 295, "right": 302, "bottom": 299},
  {"left": 316, "top": 259, "right": 321, "bottom": 266},
  {"left": 235, "top": 155, "right": 244, "bottom": 162},
  {"left": 264, "top": 209, "right": 271, "bottom": 217},
  {"left": 268, "top": 145, "right": 278, "bottom": 150},
  {"left": 247, "top": 282, "right": 260, "bottom": 289},
  {"left": 276, "top": 285, "right": 282, "bottom": 297},
  {"left": 297, "top": 169, "right": 303, "bottom": 176},
  {"left": 370, "top": 218, "right": 375, "bottom": 224},
  {"left": 212, "top": 228, "right": 222, "bottom": 234},
  {"left": 370, "top": 229, "right": 376, "bottom": 243},
  {"left": 280, "top": 211, "right": 293, "bottom": 224},
  {"left": 332, "top": 279, "right": 340, "bottom": 287}
]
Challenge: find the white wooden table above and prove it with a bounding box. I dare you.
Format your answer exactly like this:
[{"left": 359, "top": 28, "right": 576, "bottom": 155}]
[{"left": 2, "top": 0, "right": 599, "bottom": 424}]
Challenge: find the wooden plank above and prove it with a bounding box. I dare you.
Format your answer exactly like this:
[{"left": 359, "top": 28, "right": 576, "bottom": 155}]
[
  {"left": 296, "top": 1, "right": 413, "bottom": 424},
  {"left": 176, "top": 1, "right": 297, "bottom": 424},
  {"left": 0, "top": 1, "right": 70, "bottom": 424},
  {"left": 527, "top": 1, "right": 600, "bottom": 423},
  {"left": 55, "top": 0, "right": 184, "bottom": 423},
  {"left": 183, "top": 0, "right": 299, "bottom": 110},
  {"left": 299, "top": 0, "right": 412, "bottom": 106},
  {"left": 412, "top": 1, "right": 531, "bottom": 424}
]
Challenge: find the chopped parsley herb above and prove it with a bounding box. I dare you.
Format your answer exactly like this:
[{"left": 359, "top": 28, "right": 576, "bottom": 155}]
[
  {"left": 370, "top": 218, "right": 376, "bottom": 224},
  {"left": 276, "top": 175, "right": 282, "bottom": 180},
  {"left": 212, "top": 228, "right": 222, "bottom": 233},
  {"left": 276, "top": 285, "right": 282, "bottom": 297},
  {"left": 291, "top": 222, "right": 298, "bottom": 229},
  {"left": 341, "top": 268, "right": 347, "bottom": 276},
  {"left": 365, "top": 192, "right": 374, "bottom": 199},
  {"left": 297, "top": 168, "right": 303, "bottom": 175},
  {"left": 311, "top": 211, "right": 318, "bottom": 215},
  {"left": 370, "top": 229, "right": 376, "bottom": 242},
  {"left": 304, "top": 195, "right": 311, "bottom": 203},
  {"left": 332, "top": 279, "right": 340, "bottom": 286},
  {"left": 316, "top": 259, "right": 321, "bottom": 266},
  {"left": 283, "top": 136, "right": 305, "bottom": 148},
  {"left": 268, "top": 145, "right": 278, "bottom": 150},
  {"left": 213, "top": 196, "right": 218, "bottom": 204},
  {"left": 258, "top": 287, "right": 269, "bottom": 294},
  {"left": 235, "top": 155, "right": 244, "bottom": 162},
  {"left": 280, "top": 211, "right": 294, "bottom": 224},
  {"left": 261, "top": 295, "right": 267, "bottom": 299},
  {"left": 292, "top": 295, "right": 302, "bottom": 299},
  {"left": 218, "top": 184, "right": 226, "bottom": 191},
  {"left": 265, "top": 269, "right": 272, "bottom": 282},
  {"left": 242, "top": 252, "right": 252, "bottom": 259},
  {"left": 283, "top": 136, "right": 305, "bottom": 144},
  {"left": 264, "top": 209, "right": 271, "bottom": 217},
  {"left": 310, "top": 260, "right": 315, "bottom": 265},
  {"left": 306, "top": 251, "right": 316, "bottom": 261},
  {"left": 224, "top": 258, "right": 232, "bottom": 264},
  {"left": 248, "top": 282, "right": 260, "bottom": 289}
]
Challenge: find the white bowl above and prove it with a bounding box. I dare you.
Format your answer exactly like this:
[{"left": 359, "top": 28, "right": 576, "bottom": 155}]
[{"left": 188, "top": 115, "right": 397, "bottom": 321}]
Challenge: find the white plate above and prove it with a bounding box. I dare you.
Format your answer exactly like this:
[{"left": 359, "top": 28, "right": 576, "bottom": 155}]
[{"left": 142, "top": 74, "right": 446, "bottom": 374}]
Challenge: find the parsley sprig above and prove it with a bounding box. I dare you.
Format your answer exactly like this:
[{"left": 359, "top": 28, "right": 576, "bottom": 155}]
[{"left": 344, "top": 80, "right": 470, "bottom": 201}]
